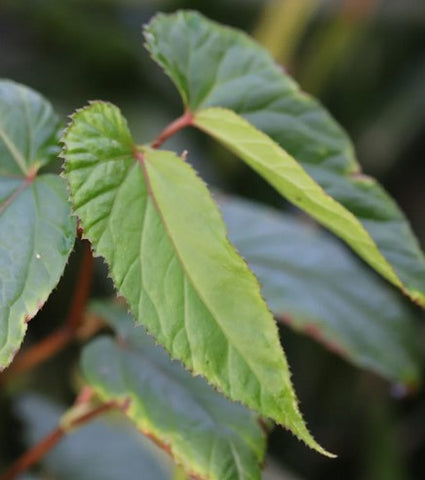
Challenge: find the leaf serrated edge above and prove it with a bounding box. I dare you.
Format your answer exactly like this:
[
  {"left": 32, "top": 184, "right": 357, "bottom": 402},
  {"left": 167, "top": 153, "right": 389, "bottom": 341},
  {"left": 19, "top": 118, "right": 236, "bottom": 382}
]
[
  {"left": 60, "top": 101, "right": 335, "bottom": 458},
  {"left": 133, "top": 146, "right": 331, "bottom": 457},
  {"left": 143, "top": 11, "right": 425, "bottom": 310},
  {"left": 0, "top": 180, "right": 77, "bottom": 371},
  {"left": 193, "top": 107, "right": 425, "bottom": 309},
  {"left": 84, "top": 336, "right": 267, "bottom": 480}
]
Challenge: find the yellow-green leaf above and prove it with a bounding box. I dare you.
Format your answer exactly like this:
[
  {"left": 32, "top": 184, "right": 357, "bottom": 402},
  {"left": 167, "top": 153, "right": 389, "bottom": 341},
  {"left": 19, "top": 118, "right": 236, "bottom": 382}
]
[
  {"left": 194, "top": 107, "right": 402, "bottom": 293},
  {"left": 61, "top": 101, "right": 332, "bottom": 456},
  {"left": 144, "top": 10, "right": 425, "bottom": 307},
  {"left": 220, "top": 195, "right": 421, "bottom": 385}
]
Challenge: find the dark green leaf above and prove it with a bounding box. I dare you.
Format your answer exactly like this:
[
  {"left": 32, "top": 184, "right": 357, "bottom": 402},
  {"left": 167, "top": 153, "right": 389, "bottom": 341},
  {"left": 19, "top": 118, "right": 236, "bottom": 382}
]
[
  {"left": 0, "top": 80, "right": 59, "bottom": 176},
  {"left": 82, "top": 301, "right": 267, "bottom": 480},
  {"left": 144, "top": 10, "right": 425, "bottom": 307},
  {"left": 220, "top": 195, "right": 421, "bottom": 385},
  {"left": 16, "top": 394, "right": 172, "bottom": 480},
  {"left": 0, "top": 80, "right": 76, "bottom": 369}
]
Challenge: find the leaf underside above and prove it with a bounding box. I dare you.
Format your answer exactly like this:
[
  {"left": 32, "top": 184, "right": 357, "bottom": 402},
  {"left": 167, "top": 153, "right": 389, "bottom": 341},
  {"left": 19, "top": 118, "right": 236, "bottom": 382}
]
[
  {"left": 82, "top": 301, "right": 266, "bottom": 480},
  {"left": 144, "top": 10, "right": 425, "bottom": 307},
  {"left": 17, "top": 394, "right": 173, "bottom": 480},
  {"left": 62, "top": 101, "right": 332, "bottom": 456},
  {"left": 0, "top": 80, "right": 76, "bottom": 369},
  {"left": 220, "top": 195, "right": 421, "bottom": 385}
]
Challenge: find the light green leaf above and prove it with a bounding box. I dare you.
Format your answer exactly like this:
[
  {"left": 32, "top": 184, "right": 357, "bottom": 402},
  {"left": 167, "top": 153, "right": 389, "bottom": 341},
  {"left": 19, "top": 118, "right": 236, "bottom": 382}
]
[
  {"left": 82, "top": 301, "right": 266, "bottom": 480},
  {"left": 220, "top": 195, "right": 421, "bottom": 385},
  {"left": 62, "top": 101, "right": 332, "bottom": 456},
  {"left": 16, "top": 394, "right": 173, "bottom": 480},
  {"left": 195, "top": 107, "right": 402, "bottom": 294},
  {"left": 144, "top": 10, "right": 425, "bottom": 307},
  {"left": 0, "top": 80, "right": 76, "bottom": 369}
]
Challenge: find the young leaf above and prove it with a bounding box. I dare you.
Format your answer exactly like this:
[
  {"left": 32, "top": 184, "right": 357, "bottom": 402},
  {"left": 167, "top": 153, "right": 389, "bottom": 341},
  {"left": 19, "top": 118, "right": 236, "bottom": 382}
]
[
  {"left": 220, "top": 195, "right": 421, "bottom": 385},
  {"left": 0, "top": 80, "right": 76, "bottom": 369},
  {"left": 82, "top": 301, "right": 266, "bottom": 480},
  {"left": 17, "top": 394, "right": 173, "bottom": 480},
  {"left": 144, "top": 10, "right": 425, "bottom": 307},
  {"left": 61, "top": 101, "right": 332, "bottom": 456},
  {"left": 194, "top": 107, "right": 401, "bottom": 292}
]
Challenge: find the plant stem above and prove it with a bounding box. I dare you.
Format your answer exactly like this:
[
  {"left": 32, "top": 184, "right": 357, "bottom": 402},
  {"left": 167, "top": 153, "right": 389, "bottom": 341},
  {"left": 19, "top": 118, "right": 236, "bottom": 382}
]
[
  {"left": 0, "top": 400, "right": 120, "bottom": 480},
  {"left": 151, "top": 110, "right": 193, "bottom": 149},
  {"left": 75, "top": 385, "right": 95, "bottom": 405},
  {"left": 1, "top": 428, "right": 64, "bottom": 480},
  {"left": 1, "top": 328, "right": 71, "bottom": 382},
  {"left": 0, "top": 240, "right": 94, "bottom": 384},
  {"left": 65, "top": 240, "right": 94, "bottom": 332}
]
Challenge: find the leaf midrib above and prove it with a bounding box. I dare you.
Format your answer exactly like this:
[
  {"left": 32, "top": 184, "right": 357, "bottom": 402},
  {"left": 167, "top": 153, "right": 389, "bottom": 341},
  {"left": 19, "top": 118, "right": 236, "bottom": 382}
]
[
  {"left": 136, "top": 152, "right": 281, "bottom": 409},
  {"left": 0, "top": 177, "right": 34, "bottom": 218},
  {"left": 0, "top": 123, "right": 27, "bottom": 175}
]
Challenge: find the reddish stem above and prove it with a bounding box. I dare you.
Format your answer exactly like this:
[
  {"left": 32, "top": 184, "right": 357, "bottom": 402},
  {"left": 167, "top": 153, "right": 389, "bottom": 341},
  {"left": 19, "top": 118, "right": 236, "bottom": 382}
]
[
  {"left": 151, "top": 111, "right": 193, "bottom": 149},
  {"left": 1, "top": 428, "right": 64, "bottom": 480},
  {"left": 0, "top": 240, "right": 94, "bottom": 383},
  {"left": 70, "top": 401, "right": 120, "bottom": 428},
  {"left": 75, "top": 385, "right": 95, "bottom": 406},
  {"left": 0, "top": 176, "right": 35, "bottom": 217},
  {"left": 1, "top": 328, "right": 72, "bottom": 381},
  {"left": 66, "top": 240, "right": 94, "bottom": 331},
  {"left": 0, "top": 400, "right": 120, "bottom": 480}
]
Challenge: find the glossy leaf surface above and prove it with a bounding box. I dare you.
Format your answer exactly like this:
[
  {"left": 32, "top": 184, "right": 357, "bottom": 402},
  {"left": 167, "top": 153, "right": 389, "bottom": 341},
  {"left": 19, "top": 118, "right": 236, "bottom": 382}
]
[
  {"left": 17, "top": 394, "right": 172, "bottom": 480},
  {"left": 82, "top": 302, "right": 266, "bottom": 480},
  {"left": 62, "top": 101, "right": 330, "bottom": 455},
  {"left": 0, "top": 80, "right": 76, "bottom": 369},
  {"left": 220, "top": 196, "right": 421, "bottom": 385},
  {"left": 144, "top": 10, "right": 425, "bottom": 307}
]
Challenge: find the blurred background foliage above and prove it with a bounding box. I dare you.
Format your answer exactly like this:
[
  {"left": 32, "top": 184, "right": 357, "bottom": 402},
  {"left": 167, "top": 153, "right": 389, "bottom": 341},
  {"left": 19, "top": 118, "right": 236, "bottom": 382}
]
[{"left": 1, "top": 0, "right": 425, "bottom": 479}]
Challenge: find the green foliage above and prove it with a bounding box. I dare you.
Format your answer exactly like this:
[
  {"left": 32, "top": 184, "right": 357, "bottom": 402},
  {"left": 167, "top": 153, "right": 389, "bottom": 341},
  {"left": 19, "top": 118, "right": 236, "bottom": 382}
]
[
  {"left": 82, "top": 301, "right": 266, "bottom": 480},
  {"left": 17, "top": 394, "right": 173, "bottom": 480},
  {"left": 144, "top": 10, "right": 425, "bottom": 307},
  {"left": 221, "top": 196, "right": 421, "bottom": 384},
  {"left": 62, "top": 101, "right": 326, "bottom": 454},
  {"left": 0, "top": 80, "right": 76, "bottom": 369},
  {"left": 1, "top": 7, "right": 424, "bottom": 480},
  {"left": 195, "top": 107, "right": 401, "bottom": 289}
]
